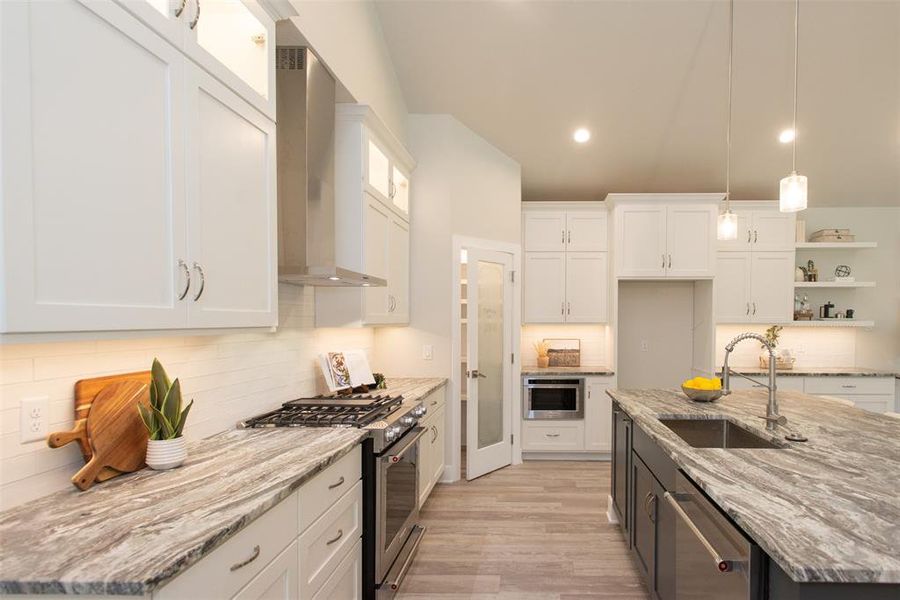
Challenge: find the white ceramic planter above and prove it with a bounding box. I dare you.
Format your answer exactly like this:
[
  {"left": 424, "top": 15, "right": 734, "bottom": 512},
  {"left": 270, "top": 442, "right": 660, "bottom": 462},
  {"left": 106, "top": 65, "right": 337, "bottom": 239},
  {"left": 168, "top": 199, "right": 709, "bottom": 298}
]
[{"left": 146, "top": 437, "right": 187, "bottom": 470}]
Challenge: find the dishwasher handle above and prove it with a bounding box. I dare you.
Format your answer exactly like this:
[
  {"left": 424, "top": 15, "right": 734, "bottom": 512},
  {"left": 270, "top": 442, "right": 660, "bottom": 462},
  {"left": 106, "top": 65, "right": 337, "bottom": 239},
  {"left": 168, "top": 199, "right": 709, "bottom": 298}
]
[{"left": 664, "top": 491, "right": 741, "bottom": 573}]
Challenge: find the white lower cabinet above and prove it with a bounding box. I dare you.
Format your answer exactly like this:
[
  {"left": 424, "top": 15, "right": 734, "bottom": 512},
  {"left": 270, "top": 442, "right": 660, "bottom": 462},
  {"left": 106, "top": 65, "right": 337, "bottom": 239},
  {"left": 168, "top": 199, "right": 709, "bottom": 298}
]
[
  {"left": 521, "top": 376, "right": 614, "bottom": 454},
  {"left": 728, "top": 376, "right": 894, "bottom": 414},
  {"left": 418, "top": 388, "right": 447, "bottom": 507},
  {"left": 232, "top": 541, "right": 299, "bottom": 600},
  {"left": 153, "top": 445, "right": 363, "bottom": 600}
]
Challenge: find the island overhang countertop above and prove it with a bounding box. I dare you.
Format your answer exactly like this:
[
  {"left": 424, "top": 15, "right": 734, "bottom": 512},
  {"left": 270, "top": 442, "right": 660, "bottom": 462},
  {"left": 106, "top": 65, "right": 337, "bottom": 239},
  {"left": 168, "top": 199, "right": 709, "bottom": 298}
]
[{"left": 608, "top": 387, "right": 900, "bottom": 584}]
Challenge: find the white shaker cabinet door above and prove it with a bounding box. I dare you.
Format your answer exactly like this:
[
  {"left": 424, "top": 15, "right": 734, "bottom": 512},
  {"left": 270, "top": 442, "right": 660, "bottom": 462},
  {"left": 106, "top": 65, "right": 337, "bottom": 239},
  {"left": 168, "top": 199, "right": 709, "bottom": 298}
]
[
  {"left": 1, "top": 0, "right": 189, "bottom": 332},
  {"left": 524, "top": 211, "right": 567, "bottom": 251},
  {"left": 615, "top": 206, "right": 667, "bottom": 278},
  {"left": 523, "top": 252, "right": 566, "bottom": 323},
  {"left": 584, "top": 380, "right": 612, "bottom": 452},
  {"left": 565, "top": 253, "right": 608, "bottom": 323},
  {"left": 566, "top": 210, "right": 608, "bottom": 251},
  {"left": 751, "top": 211, "right": 795, "bottom": 251},
  {"left": 750, "top": 252, "right": 793, "bottom": 324},
  {"left": 185, "top": 64, "right": 277, "bottom": 328},
  {"left": 387, "top": 214, "right": 410, "bottom": 324},
  {"left": 666, "top": 204, "right": 716, "bottom": 278},
  {"left": 362, "top": 194, "right": 391, "bottom": 324},
  {"left": 714, "top": 252, "right": 752, "bottom": 322}
]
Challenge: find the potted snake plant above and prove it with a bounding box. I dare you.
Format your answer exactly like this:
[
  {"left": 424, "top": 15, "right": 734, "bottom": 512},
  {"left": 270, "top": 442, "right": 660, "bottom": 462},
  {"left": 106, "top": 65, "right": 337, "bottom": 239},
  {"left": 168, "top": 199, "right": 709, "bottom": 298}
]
[{"left": 138, "top": 358, "right": 193, "bottom": 470}]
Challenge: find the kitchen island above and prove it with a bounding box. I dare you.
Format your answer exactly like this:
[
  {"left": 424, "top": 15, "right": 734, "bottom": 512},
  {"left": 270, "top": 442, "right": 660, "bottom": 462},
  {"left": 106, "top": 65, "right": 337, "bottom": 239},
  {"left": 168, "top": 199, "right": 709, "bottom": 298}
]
[{"left": 607, "top": 387, "right": 900, "bottom": 598}]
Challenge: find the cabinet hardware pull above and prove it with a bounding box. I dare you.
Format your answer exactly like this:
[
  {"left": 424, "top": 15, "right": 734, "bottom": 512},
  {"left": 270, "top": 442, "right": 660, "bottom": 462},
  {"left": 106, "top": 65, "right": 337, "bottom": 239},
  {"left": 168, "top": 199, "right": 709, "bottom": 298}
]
[
  {"left": 326, "top": 529, "right": 343, "bottom": 545},
  {"left": 545, "top": 433, "right": 560, "bottom": 438},
  {"left": 177, "top": 260, "right": 191, "bottom": 301},
  {"left": 648, "top": 494, "right": 657, "bottom": 523},
  {"left": 643, "top": 491, "right": 652, "bottom": 517},
  {"left": 745, "top": 302, "right": 750, "bottom": 316},
  {"left": 561, "top": 302, "right": 565, "bottom": 315},
  {"left": 661, "top": 254, "right": 666, "bottom": 268},
  {"left": 562, "top": 230, "right": 566, "bottom": 244},
  {"left": 668, "top": 254, "right": 672, "bottom": 269},
  {"left": 327, "top": 476, "right": 345, "bottom": 490},
  {"left": 230, "top": 545, "right": 260, "bottom": 571},
  {"left": 754, "top": 230, "right": 758, "bottom": 243},
  {"left": 192, "top": 262, "right": 206, "bottom": 301},
  {"left": 841, "top": 385, "right": 856, "bottom": 389},
  {"left": 567, "top": 230, "right": 571, "bottom": 244},
  {"left": 665, "top": 492, "right": 738, "bottom": 573},
  {"left": 189, "top": 0, "right": 200, "bottom": 29},
  {"left": 752, "top": 302, "right": 757, "bottom": 315},
  {"left": 431, "top": 425, "right": 438, "bottom": 443},
  {"left": 567, "top": 302, "right": 571, "bottom": 315},
  {"left": 174, "top": 0, "right": 187, "bottom": 17},
  {"left": 251, "top": 34, "right": 266, "bottom": 46},
  {"left": 747, "top": 229, "right": 752, "bottom": 243},
  {"left": 430, "top": 400, "right": 438, "bottom": 406}
]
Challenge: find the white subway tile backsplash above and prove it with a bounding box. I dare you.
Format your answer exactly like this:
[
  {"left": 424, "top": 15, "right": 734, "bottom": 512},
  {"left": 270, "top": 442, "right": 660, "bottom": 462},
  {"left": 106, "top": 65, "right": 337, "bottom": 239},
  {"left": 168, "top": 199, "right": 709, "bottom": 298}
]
[
  {"left": 715, "top": 325, "right": 857, "bottom": 369},
  {"left": 0, "top": 285, "right": 373, "bottom": 511}
]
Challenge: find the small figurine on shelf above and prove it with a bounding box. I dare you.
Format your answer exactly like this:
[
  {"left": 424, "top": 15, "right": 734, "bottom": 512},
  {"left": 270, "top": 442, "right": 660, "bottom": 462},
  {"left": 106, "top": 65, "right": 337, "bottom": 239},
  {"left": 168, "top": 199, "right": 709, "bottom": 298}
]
[{"left": 805, "top": 259, "right": 818, "bottom": 282}]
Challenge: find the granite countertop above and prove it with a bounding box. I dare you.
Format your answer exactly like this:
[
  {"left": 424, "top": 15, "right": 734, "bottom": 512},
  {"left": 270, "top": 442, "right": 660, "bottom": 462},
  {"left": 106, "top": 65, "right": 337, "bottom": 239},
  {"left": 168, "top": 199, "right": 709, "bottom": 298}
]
[
  {"left": 608, "top": 388, "right": 900, "bottom": 584},
  {"left": 0, "top": 376, "right": 447, "bottom": 595},
  {"left": 521, "top": 365, "right": 615, "bottom": 376},
  {"left": 713, "top": 366, "right": 896, "bottom": 377}
]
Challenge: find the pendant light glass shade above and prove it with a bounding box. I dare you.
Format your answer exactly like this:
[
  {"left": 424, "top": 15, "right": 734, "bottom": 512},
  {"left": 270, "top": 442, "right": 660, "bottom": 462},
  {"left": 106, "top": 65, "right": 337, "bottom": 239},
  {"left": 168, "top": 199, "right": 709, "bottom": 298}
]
[
  {"left": 717, "top": 210, "right": 739, "bottom": 240},
  {"left": 779, "top": 170, "right": 808, "bottom": 212}
]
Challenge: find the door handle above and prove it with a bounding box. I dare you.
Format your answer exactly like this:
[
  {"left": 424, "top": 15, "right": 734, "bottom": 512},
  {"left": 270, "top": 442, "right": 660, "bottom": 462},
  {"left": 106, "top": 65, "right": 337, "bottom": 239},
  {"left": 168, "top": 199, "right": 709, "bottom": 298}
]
[
  {"left": 174, "top": 0, "right": 187, "bottom": 17},
  {"left": 752, "top": 301, "right": 757, "bottom": 315},
  {"left": 661, "top": 254, "right": 666, "bottom": 268},
  {"left": 545, "top": 433, "right": 560, "bottom": 438},
  {"left": 189, "top": 0, "right": 200, "bottom": 29},
  {"left": 747, "top": 229, "right": 752, "bottom": 243},
  {"left": 229, "top": 545, "right": 260, "bottom": 571},
  {"left": 745, "top": 302, "right": 750, "bottom": 315},
  {"left": 665, "top": 492, "right": 741, "bottom": 573},
  {"left": 327, "top": 476, "right": 345, "bottom": 490},
  {"left": 562, "top": 230, "right": 566, "bottom": 244},
  {"left": 668, "top": 254, "right": 672, "bottom": 269},
  {"left": 561, "top": 301, "right": 565, "bottom": 315},
  {"left": 469, "top": 370, "right": 487, "bottom": 379},
  {"left": 567, "top": 230, "right": 571, "bottom": 244},
  {"left": 192, "top": 262, "right": 205, "bottom": 301},
  {"left": 567, "top": 302, "right": 571, "bottom": 315},
  {"left": 325, "top": 529, "right": 344, "bottom": 545},
  {"left": 431, "top": 425, "right": 438, "bottom": 443},
  {"left": 754, "top": 230, "right": 758, "bottom": 243},
  {"left": 177, "top": 259, "right": 191, "bottom": 301}
]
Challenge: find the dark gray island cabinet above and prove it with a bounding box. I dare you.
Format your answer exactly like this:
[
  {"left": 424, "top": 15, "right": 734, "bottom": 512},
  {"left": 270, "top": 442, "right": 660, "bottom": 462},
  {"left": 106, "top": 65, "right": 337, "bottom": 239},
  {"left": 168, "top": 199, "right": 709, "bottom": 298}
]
[{"left": 609, "top": 391, "right": 900, "bottom": 600}]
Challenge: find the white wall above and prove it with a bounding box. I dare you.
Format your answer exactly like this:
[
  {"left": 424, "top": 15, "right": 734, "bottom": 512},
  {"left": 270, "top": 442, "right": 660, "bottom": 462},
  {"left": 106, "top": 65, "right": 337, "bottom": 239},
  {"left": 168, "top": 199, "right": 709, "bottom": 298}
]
[
  {"left": 0, "top": 285, "right": 372, "bottom": 511},
  {"left": 373, "top": 114, "right": 522, "bottom": 377},
  {"left": 284, "top": 0, "right": 409, "bottom": 142},
  {"left": 520, "top": 325, "right": 610, "bottom": 368}
]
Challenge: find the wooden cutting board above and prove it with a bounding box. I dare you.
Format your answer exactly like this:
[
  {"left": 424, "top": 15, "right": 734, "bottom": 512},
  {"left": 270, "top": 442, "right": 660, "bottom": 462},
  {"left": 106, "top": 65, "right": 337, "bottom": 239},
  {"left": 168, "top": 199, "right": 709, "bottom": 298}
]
[
  {"left": 48, "top": 371, "right": 150, "bottom": 483},
  {"left": 71, "top": 380, "right": 151, "bottom": 491}
]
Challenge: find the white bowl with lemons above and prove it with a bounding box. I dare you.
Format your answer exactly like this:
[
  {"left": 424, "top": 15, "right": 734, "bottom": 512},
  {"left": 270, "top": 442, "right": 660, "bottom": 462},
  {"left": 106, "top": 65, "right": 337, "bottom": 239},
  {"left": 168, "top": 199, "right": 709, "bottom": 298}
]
[{"left": 681, "top": 376, "right": 723, "bottom": 402}]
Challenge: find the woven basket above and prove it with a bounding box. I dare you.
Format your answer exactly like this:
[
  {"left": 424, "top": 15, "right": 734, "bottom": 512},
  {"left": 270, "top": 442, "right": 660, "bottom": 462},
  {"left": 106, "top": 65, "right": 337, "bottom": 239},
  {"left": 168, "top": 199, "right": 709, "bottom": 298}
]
[{"left": 759, "top": 355, "right": 795, "bottom": 370}]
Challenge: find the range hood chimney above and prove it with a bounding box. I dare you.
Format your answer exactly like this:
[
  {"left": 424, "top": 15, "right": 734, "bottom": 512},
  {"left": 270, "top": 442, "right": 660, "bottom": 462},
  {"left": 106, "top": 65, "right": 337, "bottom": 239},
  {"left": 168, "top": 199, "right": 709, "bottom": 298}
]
[{"left": 276, "top": 47, "right": 386, "bottom": 287}]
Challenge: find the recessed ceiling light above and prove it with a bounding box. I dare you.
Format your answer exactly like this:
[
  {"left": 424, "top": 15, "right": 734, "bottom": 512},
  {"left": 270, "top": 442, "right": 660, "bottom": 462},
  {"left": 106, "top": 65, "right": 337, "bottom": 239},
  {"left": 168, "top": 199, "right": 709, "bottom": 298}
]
[
  {"left": 778, "top": 128, "right": 796, "bottom": 144},
  {"left": 573, "top": 128, "right": 591, "bottom": 143}
]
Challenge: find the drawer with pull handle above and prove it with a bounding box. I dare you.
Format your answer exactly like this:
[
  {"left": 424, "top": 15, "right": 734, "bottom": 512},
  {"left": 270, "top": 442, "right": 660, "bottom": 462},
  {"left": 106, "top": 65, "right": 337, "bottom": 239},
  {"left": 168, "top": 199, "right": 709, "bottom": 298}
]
[
  {"left": 804, "top": 376, "right": 893, "bottom": 396},
  {"left": 298, "top": 445, "right": 361, "bottom": 533},
  {"left": 521, "top": 421, "right": 584, "bottom": 451},
  {"left": 298, "top": 480, "right": 363, "bottom": 598},
  {"left": 421, "top": 386, "right": 446, "bottom": 413},
  {"left": 154, "top": 490, "right": 299, "bottom": 599}
]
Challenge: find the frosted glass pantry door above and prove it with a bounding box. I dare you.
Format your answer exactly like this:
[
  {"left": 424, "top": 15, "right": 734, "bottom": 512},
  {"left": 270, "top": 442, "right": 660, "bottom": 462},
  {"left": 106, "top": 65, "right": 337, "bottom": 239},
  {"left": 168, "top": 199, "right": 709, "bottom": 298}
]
[{"left": 466, "top": 249, "right": 514, "bottom": 481}]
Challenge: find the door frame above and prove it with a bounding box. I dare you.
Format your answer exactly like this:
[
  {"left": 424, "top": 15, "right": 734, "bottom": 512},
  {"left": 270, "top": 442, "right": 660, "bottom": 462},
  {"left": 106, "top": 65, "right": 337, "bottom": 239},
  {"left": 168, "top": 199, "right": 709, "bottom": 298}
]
[{"left": 449, "top": 235, "right": 522, "bottom": 483}]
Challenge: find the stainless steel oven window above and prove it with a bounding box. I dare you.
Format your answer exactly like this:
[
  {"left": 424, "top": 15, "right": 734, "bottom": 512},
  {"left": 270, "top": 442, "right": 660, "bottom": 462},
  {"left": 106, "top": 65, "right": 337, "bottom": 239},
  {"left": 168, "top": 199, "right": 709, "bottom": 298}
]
[{"left": 376, "top": 427, "right": 424, "bottom": 580}]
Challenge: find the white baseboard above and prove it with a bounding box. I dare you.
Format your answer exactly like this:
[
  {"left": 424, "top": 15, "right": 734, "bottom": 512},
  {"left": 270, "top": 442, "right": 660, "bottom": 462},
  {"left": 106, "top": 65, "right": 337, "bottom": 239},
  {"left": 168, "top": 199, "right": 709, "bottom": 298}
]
[
  {"left": 606, "top": 494, "right": 619, "bottom": 524},
  {"left": 522, "top": 452, "right": 611, "bottom": 461}
]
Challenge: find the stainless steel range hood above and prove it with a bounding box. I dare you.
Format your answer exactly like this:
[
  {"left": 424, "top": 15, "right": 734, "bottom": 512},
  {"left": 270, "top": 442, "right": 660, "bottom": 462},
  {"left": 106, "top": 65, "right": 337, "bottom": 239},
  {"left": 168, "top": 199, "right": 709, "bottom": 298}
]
[{"left": 276, "top": 47, "right": 386, "bottom": 287}]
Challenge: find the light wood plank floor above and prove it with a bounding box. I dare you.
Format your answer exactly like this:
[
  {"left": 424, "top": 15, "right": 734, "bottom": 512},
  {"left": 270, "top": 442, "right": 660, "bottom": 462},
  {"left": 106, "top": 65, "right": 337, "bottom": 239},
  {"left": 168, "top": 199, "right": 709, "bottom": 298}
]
[{"left": 396, "top": 461, "right": 649, "bottom": 599}]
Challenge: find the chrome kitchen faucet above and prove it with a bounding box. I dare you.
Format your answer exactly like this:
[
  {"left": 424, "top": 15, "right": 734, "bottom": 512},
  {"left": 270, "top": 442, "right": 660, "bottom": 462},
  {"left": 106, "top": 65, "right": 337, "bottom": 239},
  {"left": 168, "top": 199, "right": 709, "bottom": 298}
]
[{"left": 721, "top": 332, "right": 787, "bottom": 432}]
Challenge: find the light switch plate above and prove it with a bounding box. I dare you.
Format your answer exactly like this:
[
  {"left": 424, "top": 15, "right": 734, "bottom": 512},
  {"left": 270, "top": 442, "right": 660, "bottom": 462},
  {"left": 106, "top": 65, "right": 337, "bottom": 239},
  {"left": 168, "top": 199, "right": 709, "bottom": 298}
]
[
  {"left": 20, "top": 396, "right": 49, "bottom": 443},
  {"left": 640, "top": 340, "right": 650, "bottom": 352},
  {"left": 423, "top": 345, "right": 434, "bottom": 360}
]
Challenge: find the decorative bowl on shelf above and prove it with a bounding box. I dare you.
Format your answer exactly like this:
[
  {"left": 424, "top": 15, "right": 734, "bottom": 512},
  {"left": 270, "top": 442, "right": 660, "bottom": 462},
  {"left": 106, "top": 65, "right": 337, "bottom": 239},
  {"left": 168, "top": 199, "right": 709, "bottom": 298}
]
[{"left": 681, "top": 386, "right": 723, "bottom": 403}]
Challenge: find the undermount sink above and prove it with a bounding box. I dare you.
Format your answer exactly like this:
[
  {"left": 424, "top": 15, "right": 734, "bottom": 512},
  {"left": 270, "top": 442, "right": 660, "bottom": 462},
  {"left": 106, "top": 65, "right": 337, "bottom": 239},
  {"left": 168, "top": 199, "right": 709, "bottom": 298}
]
[{"left": 660, "top": 418, "right": 783, "bottom": 449}]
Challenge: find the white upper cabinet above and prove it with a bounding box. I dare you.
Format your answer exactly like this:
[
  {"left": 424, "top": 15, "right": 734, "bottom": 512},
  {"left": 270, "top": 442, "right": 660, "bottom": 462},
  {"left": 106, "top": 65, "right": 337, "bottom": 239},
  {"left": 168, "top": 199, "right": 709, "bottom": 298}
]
[
  {"left": 117, "top": 0, "right": 275, "bottom": 119},
  {"left": 718, "top": 203, "right": 795, "bottom": 252},
  {"left": 524, "top": 211, "right": 567, "bottom": 251},
  {"left": 184, "top": 64, "right": 277, "bottom": 328},
  {"left": 316, "top": 105, "right": 415, "bottom": 327},
  {"left": 715, "top": 251, "right": 792, "bottom": 324},
  {"left": 523, "top": 252, "right": 567, "bottom": 323},
  {"left": 524, "top": 207, "right": 607, "bottom": 251},
  {"left": 565, "top": 253, "right": 609, "bottom": 323},
  {"left": 610, "top": 195, "right": 720, "bottom": 279},
  {"left": 614, "top": 205, "right": 668, "bottom": 277},
  {"left": 566, "top": 210, "right": 608, "bottom": 251},
  {"left": 1, "top": 0, "right": 189, "bottom": 332},
  {"left": 1, "top": 0, "right": 277, "bottom": 333}
]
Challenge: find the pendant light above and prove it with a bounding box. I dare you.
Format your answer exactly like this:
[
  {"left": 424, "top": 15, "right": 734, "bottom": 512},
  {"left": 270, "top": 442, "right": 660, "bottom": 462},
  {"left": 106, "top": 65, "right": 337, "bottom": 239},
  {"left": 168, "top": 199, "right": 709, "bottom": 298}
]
[
  {"left": 717, "top": 0, "right": 738, "bottom": 240},
  {"left": 779, "top": 0, "right": 807, "bottom": 212}
]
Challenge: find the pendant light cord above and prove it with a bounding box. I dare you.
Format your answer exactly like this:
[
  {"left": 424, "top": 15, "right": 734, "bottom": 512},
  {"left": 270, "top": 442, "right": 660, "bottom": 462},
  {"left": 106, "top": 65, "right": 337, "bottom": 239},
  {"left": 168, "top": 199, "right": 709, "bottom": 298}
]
[
  {"left": 725, "top": 0, "right": 734, "bottom": 210},
  {"left": 791, "top": 0, "right": 800, "bottom": 172}
]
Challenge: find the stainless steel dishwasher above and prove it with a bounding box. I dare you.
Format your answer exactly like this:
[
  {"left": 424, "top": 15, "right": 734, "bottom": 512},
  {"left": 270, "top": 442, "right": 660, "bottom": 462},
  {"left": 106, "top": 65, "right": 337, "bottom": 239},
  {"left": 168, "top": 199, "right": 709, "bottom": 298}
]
[{"left": 664, "top": 471, "right": 764, "bottom": 599}]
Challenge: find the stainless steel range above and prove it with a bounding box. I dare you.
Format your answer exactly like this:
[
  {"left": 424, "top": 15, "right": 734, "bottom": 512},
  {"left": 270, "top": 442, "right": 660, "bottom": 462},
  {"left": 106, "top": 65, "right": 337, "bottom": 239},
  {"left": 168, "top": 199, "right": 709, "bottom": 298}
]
[{"left": 241, "top": 393, "right": 427, "bottom": 599}]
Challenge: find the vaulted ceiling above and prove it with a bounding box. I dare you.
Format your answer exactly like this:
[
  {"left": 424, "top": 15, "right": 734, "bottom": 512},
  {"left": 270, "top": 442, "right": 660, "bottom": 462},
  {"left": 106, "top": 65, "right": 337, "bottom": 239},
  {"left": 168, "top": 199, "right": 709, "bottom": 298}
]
[{"left": 374, "top": 0, "right": 900, "bottom": 206}]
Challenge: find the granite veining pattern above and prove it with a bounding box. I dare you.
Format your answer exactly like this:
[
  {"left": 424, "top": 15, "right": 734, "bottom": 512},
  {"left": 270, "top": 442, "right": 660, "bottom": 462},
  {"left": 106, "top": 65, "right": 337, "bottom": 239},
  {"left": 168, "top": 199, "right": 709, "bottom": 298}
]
[
  {"left": 0, "top": 428, "right": 367, "bottom": 595},
  {"left": 521, "top": 365, "right": 615, "bottom": 376},
  {"left": 381, "top": 377, "right": 447, "bottom": 400},
  {"left": 713, "top": 366, "right": 896, "bottom": 377},
  {"left": 608, "top": 387, "right": 900, "bottom": 584}
]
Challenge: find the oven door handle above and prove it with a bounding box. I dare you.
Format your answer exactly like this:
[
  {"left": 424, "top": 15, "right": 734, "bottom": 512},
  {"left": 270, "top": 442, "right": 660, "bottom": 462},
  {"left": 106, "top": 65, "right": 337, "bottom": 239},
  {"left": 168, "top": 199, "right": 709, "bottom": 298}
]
[
  {"left": 524, "top": 384, "right": 582, "bottom": 390},
  {"left": 385, "top": 427, "right": 427, "bottom": 463},
  {"left": 664, "top": 492, "right": 742, "bottom": 573}
]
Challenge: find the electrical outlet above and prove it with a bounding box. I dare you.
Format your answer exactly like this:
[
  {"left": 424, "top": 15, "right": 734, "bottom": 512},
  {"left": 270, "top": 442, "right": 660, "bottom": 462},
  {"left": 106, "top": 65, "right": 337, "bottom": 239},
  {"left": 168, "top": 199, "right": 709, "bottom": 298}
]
[
  {"left": 640, "top": 340, "right": 649, "bottom": 352},
  {"left": 422, "top": 344, "right": 434, "bottom": 361},
  {"left": 20, "top": 396, "right": 49, "bottom": 443}
]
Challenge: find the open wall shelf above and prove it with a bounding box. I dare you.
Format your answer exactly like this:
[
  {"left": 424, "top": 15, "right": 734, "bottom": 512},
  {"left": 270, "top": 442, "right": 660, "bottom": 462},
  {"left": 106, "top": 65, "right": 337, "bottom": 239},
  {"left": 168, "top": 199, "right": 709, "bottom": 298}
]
[
  {"left": 794, "top": 281, "right": 875, "bottom": 288},
  {"left": 795, "top": 242, "right": 877, "bottom": 249},
  {"left": 789, "top": 320, "right": 875, "bottom": 328}
]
